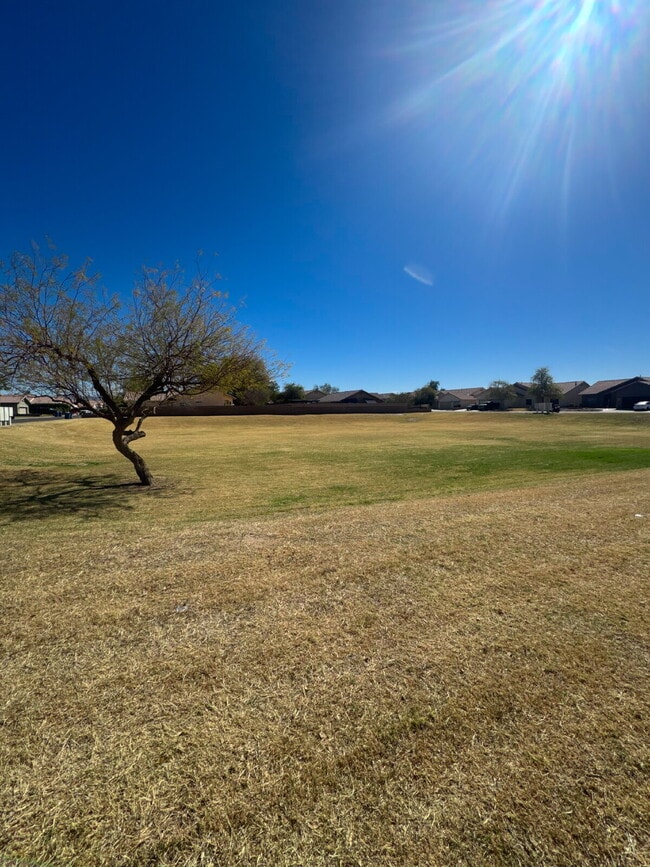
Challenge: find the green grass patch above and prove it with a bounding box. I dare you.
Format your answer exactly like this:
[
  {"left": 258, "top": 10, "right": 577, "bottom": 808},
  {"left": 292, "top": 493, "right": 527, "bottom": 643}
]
[{"left": 1, "top": 413, "right": 648, "bottom": 528}]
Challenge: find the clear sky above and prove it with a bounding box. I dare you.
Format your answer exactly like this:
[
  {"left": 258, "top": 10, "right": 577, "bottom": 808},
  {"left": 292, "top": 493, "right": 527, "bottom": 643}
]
[{"left": 3, "top": 0, "right": 649, "bottom": 392}]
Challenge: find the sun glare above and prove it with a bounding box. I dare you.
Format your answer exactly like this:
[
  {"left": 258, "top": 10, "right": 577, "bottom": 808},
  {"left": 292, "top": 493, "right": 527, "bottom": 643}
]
[{"left": 390, "top": 0, "right": 649, "bottom": 215}]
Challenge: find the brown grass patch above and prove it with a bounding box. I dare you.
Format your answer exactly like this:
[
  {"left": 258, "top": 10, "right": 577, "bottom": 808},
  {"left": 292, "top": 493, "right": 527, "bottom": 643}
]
[{"left": 2, "top": 463, "right": 649, "bottom": 865}]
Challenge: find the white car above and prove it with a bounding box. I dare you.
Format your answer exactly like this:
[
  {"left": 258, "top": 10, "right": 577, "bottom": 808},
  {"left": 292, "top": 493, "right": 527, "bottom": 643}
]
[{"left": 633, "top": 401, "right": 650, "bottom": 411}]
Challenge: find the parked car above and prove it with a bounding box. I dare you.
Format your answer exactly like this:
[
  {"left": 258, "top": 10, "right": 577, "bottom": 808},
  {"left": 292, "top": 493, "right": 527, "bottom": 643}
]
[
  {"left": 477, "top": 401, "right": 500, "bottom": 411},
  {"left": 633, "top": 401, "right": 650, "bottom": 411}
]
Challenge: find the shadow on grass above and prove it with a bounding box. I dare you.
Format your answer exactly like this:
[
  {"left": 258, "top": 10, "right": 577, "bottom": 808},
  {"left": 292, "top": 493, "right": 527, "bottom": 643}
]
[{"left": 0, "top": 470, "right": 146, "bottom": 523}]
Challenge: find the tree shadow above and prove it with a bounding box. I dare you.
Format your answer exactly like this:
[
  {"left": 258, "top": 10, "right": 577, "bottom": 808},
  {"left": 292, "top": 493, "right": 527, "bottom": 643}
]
[{"left": 0, "top": 469, "right": 146, "bottom": 523}]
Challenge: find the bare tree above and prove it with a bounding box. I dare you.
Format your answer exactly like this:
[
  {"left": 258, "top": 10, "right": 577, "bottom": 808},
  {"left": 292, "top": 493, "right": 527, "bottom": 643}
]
[{"left": 0, "top": 245, "right": 280, "bottom": 485}]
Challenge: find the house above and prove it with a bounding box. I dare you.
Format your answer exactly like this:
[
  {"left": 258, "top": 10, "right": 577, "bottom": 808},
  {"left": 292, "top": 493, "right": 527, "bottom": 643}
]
[
  {"left": 508, "top": 383, "right": 533, "bottom": 408},
  {"left": 579, "top": 377, "right": 650, "bottom": 410},
  {"left": 509, "top": 381, "right": 590, "bottom": 409},
  {"left": 26, "top": 395, "right": 74, "bottom": 414},
  {"left": 317, "top": 390, "right": 384, "bottom": 404},
  {"left": 302, "top": 389, "right": 327, "bottom": 402},
  {"left": 555, "top": 381, "right": 590, "bottom": 408},
  {"left": 437, "top": 388, "right": 486, "bottom": 410},
  {"left": 145, "top": 389, "right": 234, "bottom": 412},
  {"left": 0, "top": 394, "right": 30, "bottom": 416}
]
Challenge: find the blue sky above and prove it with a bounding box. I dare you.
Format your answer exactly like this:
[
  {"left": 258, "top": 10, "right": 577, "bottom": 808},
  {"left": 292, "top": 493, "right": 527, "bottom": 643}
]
[{"left": 3, "top": 0, "right": 649, "bottom": 392}]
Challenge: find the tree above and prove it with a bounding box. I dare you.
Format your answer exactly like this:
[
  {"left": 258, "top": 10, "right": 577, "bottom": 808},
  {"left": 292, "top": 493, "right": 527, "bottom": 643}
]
[
  {"left": 229, "top": 357, "right": 279, "bottom": 405},
  {"left": 411, "top": 380, "right": 440, "bottom": 407},
  {"left": 382, "top": 391, "right": 414, "bottom": 405},
  {"left": 0, "top": 246, "right": 278, "bottom": 485},
  {"left": 276, "top": 382, "right": 305, "bottom": 402},
  {"left": 313, "top": 383, "right": 339, "bottom": 395},
  {"left": 529, "top": 367, "right": 562, "bottom": 409},
  {"left": 485, "top": 380, "right": 516, "bottom": 406}
]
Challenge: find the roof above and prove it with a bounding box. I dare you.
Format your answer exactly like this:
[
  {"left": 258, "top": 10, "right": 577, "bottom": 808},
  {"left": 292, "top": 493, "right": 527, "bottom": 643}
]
[
  {"left": 438, "top": 388, "right": 485, "bottom": 400},
  {"left": 517, "top": 381, "right": 589, "bottom": 394},
  {"left": 555, "top": 381, "right": 590, "bottom": 394},
  {"left": 127, "top": 389, "right": 181, "bottom": 403},
  {"left": 0, "top": 394, "right": 29, "bottom": 404},
  {"left": 579, "top": 378, "right": 650, "bottom": 396},
  {"left": 26, "top": 395, "right": 73, "bottom": 406},
  {"left": 318, "top": 389, "right": 383, "bottom": 403},
  {"left": 138, "top": 389, "right": 234, "bottom": 406}
]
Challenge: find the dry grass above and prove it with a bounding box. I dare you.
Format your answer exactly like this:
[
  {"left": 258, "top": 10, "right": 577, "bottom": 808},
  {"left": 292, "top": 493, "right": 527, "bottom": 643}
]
[
  {"left": 1, "top": 414, "right": 649, "bottom": 865},
  {"left": 1, "top": 412, "right": 648, "bottom": 526}
]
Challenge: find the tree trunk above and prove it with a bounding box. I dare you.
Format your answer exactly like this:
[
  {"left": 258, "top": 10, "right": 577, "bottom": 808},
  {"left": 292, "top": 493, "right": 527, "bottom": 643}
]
[{"left": 112, "top": 426, "right": 154, "bottom": 486}]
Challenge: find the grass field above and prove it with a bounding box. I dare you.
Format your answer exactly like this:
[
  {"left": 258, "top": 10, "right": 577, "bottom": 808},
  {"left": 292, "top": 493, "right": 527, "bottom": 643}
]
[{"left": 1, "top": 412, "right": 649, "bottom": 865}]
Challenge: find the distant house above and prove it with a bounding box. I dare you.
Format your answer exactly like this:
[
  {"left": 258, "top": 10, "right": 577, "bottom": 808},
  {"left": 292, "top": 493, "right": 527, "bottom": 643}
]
[
  {"left": 555, "top": 381, "right": 590, "bottom": 408},
  {"left": 509, "top": 383, "right": 533, "bottom": 409},
  {"left": 302, "top": 389, "right": 327, "bottom": 402},
  {"left": 26, "top": 395, "right": 74, "bottom": 414},
  {"left": 317, "top": 390, "right": 384, "bottom": 404},
  {"left": 579, "top": 377, "right": 650, "bottom": 410},
  {"left": 509, "top": 381, "right": 590, "bottom": 409},
  {"left": 144, "top": 389, "right": 234, "bottom": 412},
  {"left": 437, "top": 388, "right": 485, "bottom": 410},
  {"left": 0, "top": 394, "right": 30, "bottom": 416}
]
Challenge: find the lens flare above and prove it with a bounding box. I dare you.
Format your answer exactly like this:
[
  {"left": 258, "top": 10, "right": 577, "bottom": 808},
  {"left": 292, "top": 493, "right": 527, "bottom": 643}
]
[
  {"left": 404, "top": 263, "right": 435, "bottom": 285},
  {"left": 388, "top": 0, "right": 649, "bottom": 216}
]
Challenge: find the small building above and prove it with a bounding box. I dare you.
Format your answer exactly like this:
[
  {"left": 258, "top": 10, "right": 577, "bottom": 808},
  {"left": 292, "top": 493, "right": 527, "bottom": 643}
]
[
  {"left": 437, "top": 388, "right": 486, "bottom": 410},
  {"left": 579, "top": 377, "right": 650, "bottom": 410},
  {"left": 0, "top": 394, "right": 30, "bottom": 416}
]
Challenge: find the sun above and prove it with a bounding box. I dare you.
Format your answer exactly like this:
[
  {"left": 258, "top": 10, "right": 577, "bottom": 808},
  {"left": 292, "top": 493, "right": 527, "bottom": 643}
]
[{"left": 388, "top": 0, "right": 649, "bottom": 214}]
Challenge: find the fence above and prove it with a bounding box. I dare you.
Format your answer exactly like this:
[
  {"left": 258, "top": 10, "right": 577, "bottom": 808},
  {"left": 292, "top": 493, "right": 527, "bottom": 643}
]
[
  {"left": 0, "top": 406, "right": 13, "bottom": 426},
  {"left": 152, "top": 403, "right": 430, "bottom": 417}
]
